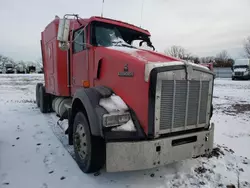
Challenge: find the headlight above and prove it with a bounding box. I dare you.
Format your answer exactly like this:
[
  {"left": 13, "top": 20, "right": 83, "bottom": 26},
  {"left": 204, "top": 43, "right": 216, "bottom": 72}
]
[
  {"left": 103, "top": 112, "right": 131, "bottom": 127},
  {"left": 244, "top": 70, "right": 249, "bottom": 75}
]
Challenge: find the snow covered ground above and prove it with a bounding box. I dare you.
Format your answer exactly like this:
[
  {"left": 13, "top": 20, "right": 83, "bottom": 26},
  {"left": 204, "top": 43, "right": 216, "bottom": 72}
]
[{"left": 0, "top": 74, "right": 249, "bottom": 188}]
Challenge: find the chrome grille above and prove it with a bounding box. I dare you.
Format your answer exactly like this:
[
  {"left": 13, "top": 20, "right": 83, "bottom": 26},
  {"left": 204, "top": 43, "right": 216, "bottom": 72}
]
[
  {"left": 159, "top": 80, "right": 210, "bottom": 132},
  {"left": 235, "top": 72, "right": 243, "bottom": 76}
]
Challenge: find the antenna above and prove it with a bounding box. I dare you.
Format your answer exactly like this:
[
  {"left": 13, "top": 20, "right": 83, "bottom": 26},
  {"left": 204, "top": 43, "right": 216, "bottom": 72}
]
[
  {"left": 140, "top": 0, "right": 145, "bottom": 28},
  {"left": 101, "top": 0, "right": 104, "bottom": 17}
]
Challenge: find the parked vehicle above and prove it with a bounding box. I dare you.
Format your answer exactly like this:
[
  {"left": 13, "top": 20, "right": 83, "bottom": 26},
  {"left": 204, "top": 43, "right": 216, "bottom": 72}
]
[
  {"left": 232, "top": 59, "right": 250, "bottom": 80},
  {"left": 27, "top": 65, "right": 36, "bottom": 73},
  {"left": 36, "top": 14, "right": 215, "bottom": 173},
  {"left": 4, "top": 63, "right": 15, "bottom": 74},
  {"left": 16, "top": 64, "right": 26, "bottom": 74}
]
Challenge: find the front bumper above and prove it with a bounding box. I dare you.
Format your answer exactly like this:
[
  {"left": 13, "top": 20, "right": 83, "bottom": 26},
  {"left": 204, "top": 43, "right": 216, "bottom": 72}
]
[
  {"left": 233, "top": 75, "right": 250, "bottom": 79},
  {"left": 106, "top": 123, "right": 214, "bottom": 172}
]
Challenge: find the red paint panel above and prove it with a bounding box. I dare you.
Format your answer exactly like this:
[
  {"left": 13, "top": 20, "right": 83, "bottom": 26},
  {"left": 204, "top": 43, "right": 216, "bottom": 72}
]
[
  {"left": 94, "top": 48, "right": 149, "bottom": 134},
  {"left": 41, "top": 19, "right": 70, "bottom": 96},
  {"left": 92, "top": 47, "right": 176, "bottom": 135}
]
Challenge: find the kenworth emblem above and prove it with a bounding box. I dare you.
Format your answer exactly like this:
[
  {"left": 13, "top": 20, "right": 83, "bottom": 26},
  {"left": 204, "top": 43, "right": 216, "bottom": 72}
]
[{"left": 118, "top": 64, "right": 134, "bottom": 77}]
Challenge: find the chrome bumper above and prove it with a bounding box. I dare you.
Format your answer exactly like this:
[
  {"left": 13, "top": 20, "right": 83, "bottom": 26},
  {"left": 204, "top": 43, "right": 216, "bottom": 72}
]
[{"left": 106, "top": 123, "right": 214, "bottom": 172}]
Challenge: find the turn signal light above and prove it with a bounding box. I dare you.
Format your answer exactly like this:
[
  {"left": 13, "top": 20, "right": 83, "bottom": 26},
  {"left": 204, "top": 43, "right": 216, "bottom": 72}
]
[{"left": 82, "top": 80, "right": 90, "bottom": 88}]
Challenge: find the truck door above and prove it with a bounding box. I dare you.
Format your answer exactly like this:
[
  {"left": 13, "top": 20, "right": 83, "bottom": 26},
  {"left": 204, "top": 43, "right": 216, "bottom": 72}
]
[{"left": 71, "top": 27, "right": 89, "bottom": 94}]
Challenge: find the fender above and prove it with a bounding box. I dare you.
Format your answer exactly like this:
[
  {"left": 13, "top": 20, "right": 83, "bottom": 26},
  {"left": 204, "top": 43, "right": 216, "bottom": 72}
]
[
  {"left": 68, "top": 86, "right": 113, "bottom": 144},
  {"left": 68, "top": 85, "right": 147, "bottom": 145}
]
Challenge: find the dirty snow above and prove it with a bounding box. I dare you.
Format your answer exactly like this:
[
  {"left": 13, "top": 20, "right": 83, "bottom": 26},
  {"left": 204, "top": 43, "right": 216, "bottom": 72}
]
[
  {"left": 107, "top": 46, "right": 150, "bottom": 62},
  {"left": 99, "top": 94, "right": 128, "bottom": 113},
  {"left": 111, "top": 119, "right": 136, "bottom": 132},
  {"left": 107, "top": 46, "right": 139, "bottom": 53},
  {"left": 0, "top": 74, "right": 250, "bottom": 188},
  {"left": 100, "top": 94, "right": 136, "bottom": 131}
]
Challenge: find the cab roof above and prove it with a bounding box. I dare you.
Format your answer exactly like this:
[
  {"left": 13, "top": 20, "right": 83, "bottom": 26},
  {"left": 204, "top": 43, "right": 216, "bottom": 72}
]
[
  {"left": 88, "top": 16, "right": 151, "bottom": 36},
  {"left": 47, "top": 15, "right": 151, "bottom": 36}
]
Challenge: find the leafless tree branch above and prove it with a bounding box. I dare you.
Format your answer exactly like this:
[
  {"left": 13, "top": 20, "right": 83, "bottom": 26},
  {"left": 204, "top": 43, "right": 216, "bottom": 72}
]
[
  {"left": 243, "top": 36, "right": 250, "bottom": 58},
  {"left": 164, "top": 45, "right": 191, "bottom": 60}
]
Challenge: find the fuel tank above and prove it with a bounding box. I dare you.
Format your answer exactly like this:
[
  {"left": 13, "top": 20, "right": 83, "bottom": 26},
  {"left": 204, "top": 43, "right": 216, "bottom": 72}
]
[{"left": 52, "top": 97, "right": 72, "bottom": 118}]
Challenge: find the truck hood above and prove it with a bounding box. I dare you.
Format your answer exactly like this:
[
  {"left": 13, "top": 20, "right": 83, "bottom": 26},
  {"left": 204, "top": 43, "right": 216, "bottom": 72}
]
[
  {"left": 102, "top": 46, "right": 211, "bottom": 82},
  {"left": 106, "top": 46, "right": 178, "bottom": 64}
]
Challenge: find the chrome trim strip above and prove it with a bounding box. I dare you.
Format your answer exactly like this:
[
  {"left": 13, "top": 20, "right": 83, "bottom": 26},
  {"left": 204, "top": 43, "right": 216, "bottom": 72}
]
[
  {"left": 154, "top": 75, "right": 162, "bottom": 137},
  {"left": 159, "top": 123, "right": 206, "bottom": 134},
  {"left": 184, "top": 80, "right": 190, "bottom": 130},
  {"left": 171, "top": 79, "right": 176, "bottom": 131},
  {"left": 144, "top": 61, "right": 210, "bottom": 82},
  {"left": 205, "top": 80, "right": 213, "bottom": 126},
  {"left": 197, "top": 79, "right": 202, "bottom": 127}
]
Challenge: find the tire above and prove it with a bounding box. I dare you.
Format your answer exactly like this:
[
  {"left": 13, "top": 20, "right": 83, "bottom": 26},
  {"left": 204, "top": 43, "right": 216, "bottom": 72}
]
[
  {"left": 36, "top": 83, "right": 43, "bottom": 108},
  {"left": 232, "top": 76, "right": 235, "bottom": 80},
  {"left": 73, "top": 111, "right": 105, "bottom": 173},
  {"left": 39, "top": 85, "right": 50, "bottom": 113}
]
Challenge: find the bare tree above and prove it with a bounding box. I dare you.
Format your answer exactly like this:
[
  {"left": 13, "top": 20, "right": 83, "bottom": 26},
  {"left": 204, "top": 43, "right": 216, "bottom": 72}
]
[
  {"left": 164, "top": 45, "right": 191, "bottom": 60},
  {"left": 35, "top": 57, "right": 43, "bottom": 67},
  {"left": 0, "top": 55, "right": 12, "bottom": 67},
  {"left": 0, "top": 54, "right": 3, "bottom": 66},
  {"left": 243, "top": 36, "right": 250, "bottom": 58},
  {"left": 199, "top": 56, "right": 215, "bottom": 64},
  {"left": 16, "top": 60, "right": 26, "bottom": 68},
  {"left": 188, "top": 56, "right": 200, "bottom": 64},
  {"left": 215, "top": 50, "right": 232, "bottom": 67},
  {"left": 216, "top": 50, "right": 230, "bottom": 63}
]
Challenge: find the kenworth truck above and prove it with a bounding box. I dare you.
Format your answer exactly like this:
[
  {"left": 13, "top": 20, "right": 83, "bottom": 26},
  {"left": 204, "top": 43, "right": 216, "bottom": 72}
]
[{"left": 36, "top": 14, "right": 215, "bottom": 173}]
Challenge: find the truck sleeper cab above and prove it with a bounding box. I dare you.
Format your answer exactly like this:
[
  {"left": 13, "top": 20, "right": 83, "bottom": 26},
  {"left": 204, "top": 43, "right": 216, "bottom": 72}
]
[{"left": 36, "top": 14, "right": 215, "bottom": 173}]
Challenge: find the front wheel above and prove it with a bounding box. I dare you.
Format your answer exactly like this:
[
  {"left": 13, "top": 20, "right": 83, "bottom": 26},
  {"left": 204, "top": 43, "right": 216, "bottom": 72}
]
[
  {"left": 232, "top": 76, "right": 235, "bottom": 80},
  {"left": 73, "top": 111, "right": 105, "bottom": 173}
]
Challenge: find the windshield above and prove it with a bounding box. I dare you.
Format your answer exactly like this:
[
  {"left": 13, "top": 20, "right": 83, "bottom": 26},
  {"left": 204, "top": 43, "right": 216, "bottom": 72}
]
[
  {"left": 92, "top": 21, "right": 154, "bottom": 50},
  {"left": 95, "top": 26, "right": 127, "bottom": 47},
  {"left": 5, "top": 64, "right": 13, "bottom": 68},
  {"left": 234, "top": 65, "right": 249, "bottom": 69}
]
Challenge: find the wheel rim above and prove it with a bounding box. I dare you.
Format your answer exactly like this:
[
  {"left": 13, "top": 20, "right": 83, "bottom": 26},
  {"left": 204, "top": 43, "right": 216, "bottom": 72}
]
[{"left": 74, "top": 123, "right": 88, "bottom": 160}]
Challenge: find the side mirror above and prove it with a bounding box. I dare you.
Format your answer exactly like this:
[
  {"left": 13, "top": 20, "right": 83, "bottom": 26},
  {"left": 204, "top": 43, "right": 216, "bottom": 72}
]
[
  {"left": 57, "top": 18, "right": 70, "bottom": 51},
  {"left": 57, "top": 18, "right": 70, "bottom": 42}
]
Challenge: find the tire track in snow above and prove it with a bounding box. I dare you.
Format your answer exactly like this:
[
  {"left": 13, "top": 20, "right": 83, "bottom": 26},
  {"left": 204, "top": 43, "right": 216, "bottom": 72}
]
[{"left": 46, "top": 113, "right": 75, "bottom": 159}]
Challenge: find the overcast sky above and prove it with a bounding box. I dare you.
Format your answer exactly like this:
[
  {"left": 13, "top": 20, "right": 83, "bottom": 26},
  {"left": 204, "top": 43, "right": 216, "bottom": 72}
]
[{"left": 1, "top": 0, "right": 250, "bottom": 61}]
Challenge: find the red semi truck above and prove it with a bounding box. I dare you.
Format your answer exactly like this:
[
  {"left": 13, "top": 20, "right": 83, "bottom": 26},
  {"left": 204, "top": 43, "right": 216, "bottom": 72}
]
[{"left": 36, "top": 14, "right": 215, "bottom": 173}]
